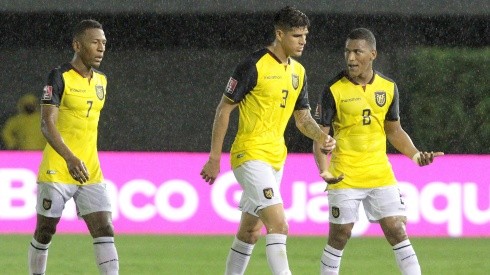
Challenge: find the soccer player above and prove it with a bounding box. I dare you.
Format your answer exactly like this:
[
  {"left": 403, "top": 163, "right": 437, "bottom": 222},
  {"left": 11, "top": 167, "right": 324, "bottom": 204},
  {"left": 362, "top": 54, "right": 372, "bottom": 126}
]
[
  {"left": 27, "top": 19, "right": 119, "bottom": 275},
  {"left": 200, "top": 6, "right": 336, "bottom": 275},
  {"left": 313, "top": 28, "right": 443, "bottom": 275}
]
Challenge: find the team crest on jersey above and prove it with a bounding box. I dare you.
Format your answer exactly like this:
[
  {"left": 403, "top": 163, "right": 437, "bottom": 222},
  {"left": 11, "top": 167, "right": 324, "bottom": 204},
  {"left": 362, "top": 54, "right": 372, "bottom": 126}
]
[
  {"left": 292, "top": 74, "right": 299, "bottom": 89},
  {"left": 42, "top": 85, "right": 53, "bottom": 100},
  {"left": 331, "top": 206, "right": 340, "bottom": 218},
  {"left": 95, "top": 85, "right": 105, "bottom": 100},
  {"left": 43, "top": 199, "right": 52, "bottom": 210},
  {"left": 225, "top": 77, "right": 238, "bottom": 94},
  {"left": 263, "top": 188, "right": 274, "bottom": 199},
  {"left": 375, "top": 91, "right": 386, "bottom": 107}
]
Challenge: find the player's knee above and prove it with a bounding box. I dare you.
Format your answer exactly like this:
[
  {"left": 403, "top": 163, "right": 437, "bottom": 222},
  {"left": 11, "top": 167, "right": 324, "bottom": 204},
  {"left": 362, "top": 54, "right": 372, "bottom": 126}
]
[
  {"left": 34, "top": 225, "right": 57, "bottom": 244},
  {"left": 237, "top": 228, "right": 261, "bottom": 244},
  {"left": 328, "top": 226, "right": 351, "bottom": 248},
  {"left": 90, "top": 223, "right": 115, "bottom": 238}
]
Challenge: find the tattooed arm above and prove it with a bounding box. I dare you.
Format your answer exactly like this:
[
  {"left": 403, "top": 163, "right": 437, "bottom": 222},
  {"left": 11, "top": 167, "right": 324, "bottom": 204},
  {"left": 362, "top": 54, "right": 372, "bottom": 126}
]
[{"left": 293, "top": 109, "right": 335, "bottom": 152}]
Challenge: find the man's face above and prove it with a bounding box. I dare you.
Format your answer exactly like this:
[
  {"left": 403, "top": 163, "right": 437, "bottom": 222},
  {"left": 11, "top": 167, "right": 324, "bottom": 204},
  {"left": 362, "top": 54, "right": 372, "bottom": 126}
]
[
  {"left": 75, "top": 28, "right": 106, "bottom": 68},
  {"left": 279, "top": 26, "right": 308, "bottom": 58},
  {"left": 344, "top": 39, "right": 376, "bottom": 79}
]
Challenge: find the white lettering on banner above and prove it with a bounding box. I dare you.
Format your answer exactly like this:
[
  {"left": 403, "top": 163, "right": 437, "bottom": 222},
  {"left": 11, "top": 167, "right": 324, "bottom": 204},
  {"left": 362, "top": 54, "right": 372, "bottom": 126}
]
[
  {"left": 418, "top": 182, "right": 462, "bottom": 236},
  {"left": 464, "top": 183, "right": 490, "bottom": 224},
  {"left": 118, "top": 179, "right": 157, "bottom": 222},
  {"left": 1, "top": 167, "right": 489, "bottom": 236},
  {"left": 211, "top": 171, "right": 242, "bottom": 222},
  {"left": 0, "top": 168, "right": 37, "bottom": 219},
  {"left": 116, "top": 179, "right": 199, "bottom": 222},
  {"left": 154, "top": 179, "right": 198, "bottom": 222}
]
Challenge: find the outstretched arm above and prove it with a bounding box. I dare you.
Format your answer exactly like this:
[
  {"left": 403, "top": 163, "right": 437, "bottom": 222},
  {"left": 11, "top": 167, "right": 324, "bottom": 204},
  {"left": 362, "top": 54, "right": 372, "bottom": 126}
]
[
  {"left": 200, "top": 96, "right": 238, "bottom": 185},
  {"left": 385, "top": 120, "right": 443, "bottom": 166}
]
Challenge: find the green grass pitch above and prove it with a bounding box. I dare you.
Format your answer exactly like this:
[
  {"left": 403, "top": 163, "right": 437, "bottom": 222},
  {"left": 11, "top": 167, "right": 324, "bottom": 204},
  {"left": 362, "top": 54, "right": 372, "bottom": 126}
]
[{"left": 3, "top": 235, "right": 489, "bottom": 274}]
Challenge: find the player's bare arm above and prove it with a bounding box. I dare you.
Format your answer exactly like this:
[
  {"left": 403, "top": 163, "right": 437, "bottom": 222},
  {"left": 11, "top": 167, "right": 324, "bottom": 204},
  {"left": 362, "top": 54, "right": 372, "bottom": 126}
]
[
  {"left": 41, "top": 105, "right": 89, "bottom": 183},
  {"left": 201, "top": 96, "right": 238, "bottom": 185},
  {"left": 293, "top": 109, "right": 336, "bottom": 153},
  {"left": 385, "top": 120, "right": 443, "bottom": 166},
  {"left": 312, "top": 125, "right": 344, "bottom": 185}
]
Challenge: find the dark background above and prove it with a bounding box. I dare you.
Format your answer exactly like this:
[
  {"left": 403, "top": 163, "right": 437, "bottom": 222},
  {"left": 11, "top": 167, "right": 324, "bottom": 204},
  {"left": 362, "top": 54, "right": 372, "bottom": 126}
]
[{"left": 1, "top": 1, "right": 488, "bottom": 152}]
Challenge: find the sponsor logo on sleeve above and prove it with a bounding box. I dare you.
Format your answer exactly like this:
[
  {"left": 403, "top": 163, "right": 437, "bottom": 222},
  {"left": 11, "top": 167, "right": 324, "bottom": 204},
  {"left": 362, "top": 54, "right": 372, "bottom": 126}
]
[
  {"left": 225, "top": 77, "right": 238, "bottom": 94},
  {"left": 42, "top": 85, "right": 53, "bottom": 100}
]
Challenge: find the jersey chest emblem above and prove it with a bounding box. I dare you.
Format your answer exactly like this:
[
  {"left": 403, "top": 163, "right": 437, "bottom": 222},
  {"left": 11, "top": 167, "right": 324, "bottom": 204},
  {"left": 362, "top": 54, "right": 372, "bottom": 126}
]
[
  {"left": 375, "top": 91, "right": 386, "bottom": 107},
  {"left": 95, "top": 85, "right": 105, "bottom": 100},
  {"left": 292, "top": 74, "right": 299, "bottom": 89}
]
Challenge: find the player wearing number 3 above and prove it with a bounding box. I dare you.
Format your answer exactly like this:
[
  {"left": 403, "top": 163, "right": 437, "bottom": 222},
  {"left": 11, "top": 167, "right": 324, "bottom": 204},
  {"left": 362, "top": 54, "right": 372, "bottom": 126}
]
[
  {"left": 28, "top": 20, "right": 119, "bottom": 275},
  {"left": 201, "top": 6, "right": 335, "bottom": 275},
  {"left": 313, "top": 28, "right": 443, "bottom": 275}
]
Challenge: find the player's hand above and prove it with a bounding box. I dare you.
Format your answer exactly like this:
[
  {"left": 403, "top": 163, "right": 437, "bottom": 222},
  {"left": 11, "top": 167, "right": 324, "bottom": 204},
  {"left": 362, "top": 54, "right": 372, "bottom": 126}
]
[
  {"left": 320, "top": 171, "right": 344, "bottom": 190},
  {"left": 320, "top": 134, "right": 336, "bottom": 155},
  {"left": 412, "top": 151, "right": 444, "bottom": 166},
  {"left": 200, "top": 158, "right": 220, "bottom": 185},
  {"left": 66, "top": 156, "right": 90, "bottom": 184}
]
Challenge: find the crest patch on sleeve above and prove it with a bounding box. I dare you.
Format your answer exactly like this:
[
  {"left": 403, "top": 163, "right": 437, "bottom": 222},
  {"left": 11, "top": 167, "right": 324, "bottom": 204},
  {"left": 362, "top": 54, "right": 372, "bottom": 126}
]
[
  {"left": 42, "top": 85, "right": 53, "bottom": 100},
  {"left": 225, "top": 77, "right": 238, "bottom": 94}
]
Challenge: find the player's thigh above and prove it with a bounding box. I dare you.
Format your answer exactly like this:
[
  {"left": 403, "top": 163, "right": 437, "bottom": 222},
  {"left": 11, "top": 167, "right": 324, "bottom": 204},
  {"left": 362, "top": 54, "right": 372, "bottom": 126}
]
[
  {"left": 73, "top": 183, "right": 112, "bottom": 217},
  {"left": 327, "top": 189, "right": 364, "bottom": 224},
  {"left": 36, "top": 182, "right": 77, "bottom": 218},
  {"left": 363, "top": 186, "right": 406, "bottom": 222},
  {"left": 233, "top": 161, "right": 283, "bottom": 217}
]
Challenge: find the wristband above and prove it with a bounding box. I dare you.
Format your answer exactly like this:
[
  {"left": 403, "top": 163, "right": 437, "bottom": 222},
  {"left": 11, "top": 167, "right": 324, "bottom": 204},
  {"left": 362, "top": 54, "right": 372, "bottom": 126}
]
[{"left": 411, "top": 152, "right": 421, "bottom": 165}]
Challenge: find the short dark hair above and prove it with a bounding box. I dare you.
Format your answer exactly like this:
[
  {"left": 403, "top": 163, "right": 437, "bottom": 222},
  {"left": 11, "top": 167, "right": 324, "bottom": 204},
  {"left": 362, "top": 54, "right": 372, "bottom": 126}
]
[
  {"left": 73, "top": 19, "right": 103, "bottom": 40},
  {"left": 274, "top": 6, "right": 310, "bottom": 31},
  {"left": 347, "top": 28, "right": 376, "bottom": 49}
]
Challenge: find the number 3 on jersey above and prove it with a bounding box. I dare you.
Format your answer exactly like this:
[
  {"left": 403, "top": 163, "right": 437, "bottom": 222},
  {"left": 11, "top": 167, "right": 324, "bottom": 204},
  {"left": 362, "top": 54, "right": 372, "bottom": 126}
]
[
  {"left": 362, "top": 109, "right": 371, "bottom": 125},
  {"left": 280, "top": 90, "right": 288, "bottom": 108}
]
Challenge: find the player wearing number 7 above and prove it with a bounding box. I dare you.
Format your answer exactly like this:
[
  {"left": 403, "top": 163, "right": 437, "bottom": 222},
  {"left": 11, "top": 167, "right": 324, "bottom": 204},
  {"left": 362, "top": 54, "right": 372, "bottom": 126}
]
[
  {"left": 313, "top": 28, "right": 443, "bottom": 275},
  {"left": 28, "top": 20, "right": 119, "bottom": 274}
]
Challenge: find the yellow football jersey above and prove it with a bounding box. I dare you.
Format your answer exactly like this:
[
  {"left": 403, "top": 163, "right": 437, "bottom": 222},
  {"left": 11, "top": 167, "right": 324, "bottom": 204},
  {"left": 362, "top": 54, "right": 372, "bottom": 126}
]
[
  {"left": 317, "top": 71, "right": 399, "bottom": 189},
  {"left": 225, "top": 49, "right": 310, "bottom": 170},
  {"left": 38, "top": 63, "right": 106, "bottom": 185}
]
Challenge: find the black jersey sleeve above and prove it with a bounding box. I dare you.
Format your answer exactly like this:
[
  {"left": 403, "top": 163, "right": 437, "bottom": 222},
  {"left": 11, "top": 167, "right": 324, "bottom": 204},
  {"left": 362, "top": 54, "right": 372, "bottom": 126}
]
[
  {"left": 223, "top": 57, "right": 257, "bottom": 103},
  {"left": 386, "top": 83, "right": 400, "bottom": 121},
  {"left": 317, "top": 85, "right": 336, "bottom": 127},
  {"left": 41, "top": 66, "right": 65, "bottom": 106},
  {"left": 294, "top": 73, "right": 310, "bottom": 110}
]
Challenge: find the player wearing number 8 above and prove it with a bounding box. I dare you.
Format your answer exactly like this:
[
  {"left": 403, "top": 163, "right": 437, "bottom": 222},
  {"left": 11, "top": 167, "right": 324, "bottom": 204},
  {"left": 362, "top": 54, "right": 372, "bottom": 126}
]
[{"left": 313, "top": 28, "right": 443, "bottom": 275}]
